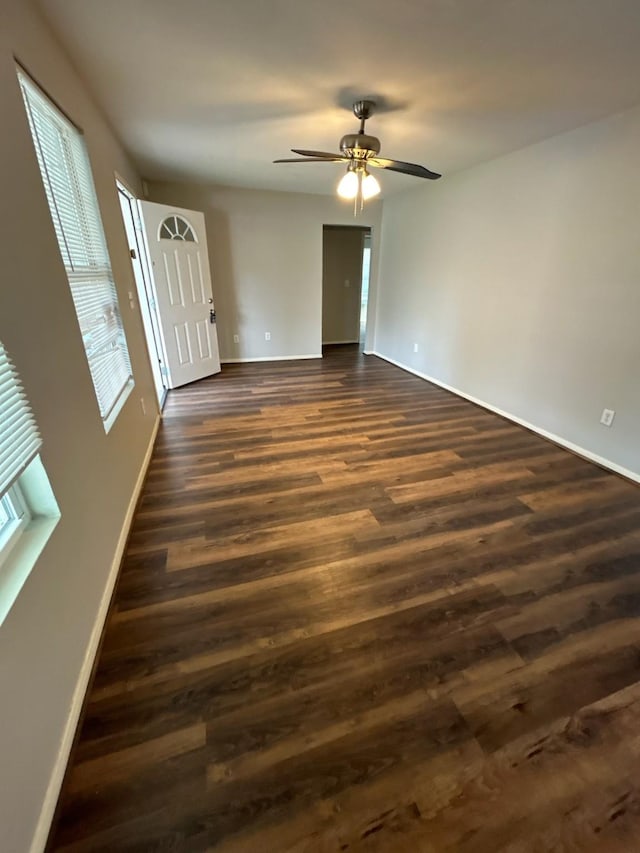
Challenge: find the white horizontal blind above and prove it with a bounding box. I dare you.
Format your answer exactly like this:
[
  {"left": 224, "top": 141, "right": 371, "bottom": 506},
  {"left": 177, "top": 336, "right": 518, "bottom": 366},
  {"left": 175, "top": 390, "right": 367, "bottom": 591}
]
[
  {"left": 18, "top": 70, "right": 133, "bottom": 423},
  {"left": 0, "top": 343, "right": 42, "bottom": 496}
]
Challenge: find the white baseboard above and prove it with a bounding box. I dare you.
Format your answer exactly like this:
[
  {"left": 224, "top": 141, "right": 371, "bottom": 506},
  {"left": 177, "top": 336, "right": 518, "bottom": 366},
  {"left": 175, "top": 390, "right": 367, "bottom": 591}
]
[
  {"left": 221, "top": 354, "right": 321, "bottom": 364},
  {"left": 31, "top": 416, "right": 160, "bottom": 853},
  {"left": 371, "top": 351, "right": 640, "bottom": 485}
]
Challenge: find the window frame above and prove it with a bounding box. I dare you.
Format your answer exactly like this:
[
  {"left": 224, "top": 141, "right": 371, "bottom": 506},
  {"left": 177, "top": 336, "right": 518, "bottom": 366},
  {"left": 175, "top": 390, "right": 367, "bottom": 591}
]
[
  {"left": 17, "top": 66, "right": 134, "bottom": 432},
  {"left": 0, "top": 455, "right": 61, "bottom": 625},
  {"left": 0, "top": 339, "right": 60, "bottom": 625},
  {"left": 0, "top": 486, "right": 31, "bottom": 568}
]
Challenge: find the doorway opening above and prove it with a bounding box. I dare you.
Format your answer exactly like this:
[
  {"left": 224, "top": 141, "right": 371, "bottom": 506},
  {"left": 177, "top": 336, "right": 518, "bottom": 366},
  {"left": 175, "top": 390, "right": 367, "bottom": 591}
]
[
  {"left": 322, "top": 225, "right": 372, "bottom": 353},
  {"left": 359, "top": 231, "right": 371, "bottom": 348},
  {"left": 116, "top": 180, "right": 168, "bottom": 408}
]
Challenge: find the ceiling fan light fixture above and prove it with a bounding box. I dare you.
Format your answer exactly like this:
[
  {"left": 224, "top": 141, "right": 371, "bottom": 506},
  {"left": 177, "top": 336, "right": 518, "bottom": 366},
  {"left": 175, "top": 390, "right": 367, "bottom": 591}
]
[
  {"left": 361, "top": 170, "right": 380, "bottom": 200},
  {"left": 337, "top": 168, "right": 359, "bottom": 199}
]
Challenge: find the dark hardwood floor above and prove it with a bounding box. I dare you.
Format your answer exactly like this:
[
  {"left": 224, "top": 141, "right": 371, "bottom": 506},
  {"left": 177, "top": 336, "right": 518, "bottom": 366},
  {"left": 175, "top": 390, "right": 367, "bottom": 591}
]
[{"left": 50, "top": 345, "right": 640, "bottom": 852}]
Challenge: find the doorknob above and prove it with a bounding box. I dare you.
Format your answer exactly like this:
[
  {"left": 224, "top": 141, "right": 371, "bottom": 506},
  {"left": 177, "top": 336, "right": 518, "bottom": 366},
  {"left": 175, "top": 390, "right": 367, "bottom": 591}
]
[{"left": 208, "top": 298, "right": 213, "bottom": 304}]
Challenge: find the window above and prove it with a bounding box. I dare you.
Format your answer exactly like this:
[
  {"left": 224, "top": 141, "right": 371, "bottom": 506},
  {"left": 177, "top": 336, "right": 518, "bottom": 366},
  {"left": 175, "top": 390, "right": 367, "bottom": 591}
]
[
  {"left": 159, "top": 215, "right": 196, "bottom": 241},
  {"left": 0, "top": 489, "right": 30, "bottom": 566},
  {"left": 17, "top": 69, "right": 134, "bottom": 431},
  {"left": 0, "top": 341, "right": 60, "bottom": 625}
]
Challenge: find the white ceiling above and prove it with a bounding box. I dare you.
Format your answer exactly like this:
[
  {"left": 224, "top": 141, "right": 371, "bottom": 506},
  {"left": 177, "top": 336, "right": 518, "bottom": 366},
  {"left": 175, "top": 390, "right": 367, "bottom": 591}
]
[{"left": 38, "top": 0, "right": 640, "bottom": 196}]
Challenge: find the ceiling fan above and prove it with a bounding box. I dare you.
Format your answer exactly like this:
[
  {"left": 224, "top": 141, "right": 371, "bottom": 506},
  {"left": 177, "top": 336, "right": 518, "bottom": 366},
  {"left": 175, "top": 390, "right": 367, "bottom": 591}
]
[{"left": 274, "top": 99, "right": 441, "bottom": 212}]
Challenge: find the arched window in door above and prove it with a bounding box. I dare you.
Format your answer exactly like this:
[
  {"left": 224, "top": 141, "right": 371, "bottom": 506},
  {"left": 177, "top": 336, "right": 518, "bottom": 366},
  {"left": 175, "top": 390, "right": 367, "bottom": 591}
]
[{"left": 159, "top": 215, "right": 196, "bottom": 241}]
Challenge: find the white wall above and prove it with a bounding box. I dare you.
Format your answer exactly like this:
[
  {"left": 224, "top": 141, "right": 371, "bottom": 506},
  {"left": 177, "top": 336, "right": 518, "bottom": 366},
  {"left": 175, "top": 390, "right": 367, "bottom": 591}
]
[
  {"left": 0, "top": 2, "right": 157, "bottom": 851},
  {"left": 147, "top": 182, "right": 382, "bottom": 360},
  {"left": 322, "top": 226, "right": 366, "bottom": 344},
  {"left": 375, "top": 104, "right": 640, "bottom": 479}
]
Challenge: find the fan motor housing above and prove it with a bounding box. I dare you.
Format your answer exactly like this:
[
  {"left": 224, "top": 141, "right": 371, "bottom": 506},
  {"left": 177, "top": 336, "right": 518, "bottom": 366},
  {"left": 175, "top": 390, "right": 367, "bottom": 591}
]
[{"left": 340, "top": 132, "right": 381, "bottom": 159}]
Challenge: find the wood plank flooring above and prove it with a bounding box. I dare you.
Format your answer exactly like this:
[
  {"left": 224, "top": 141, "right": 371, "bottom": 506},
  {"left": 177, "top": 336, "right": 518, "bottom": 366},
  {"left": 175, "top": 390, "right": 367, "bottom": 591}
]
[{"left": 49, "top": 345, "right": 640, "bottom": 852}]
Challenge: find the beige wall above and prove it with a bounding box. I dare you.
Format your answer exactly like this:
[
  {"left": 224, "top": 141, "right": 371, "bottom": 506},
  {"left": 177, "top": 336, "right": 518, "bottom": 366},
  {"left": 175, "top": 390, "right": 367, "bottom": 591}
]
[
  {"left": 0, "top": 2, "right": 158, "bottom": 851},
  {"left": 147, "top": 182, "right": 383, "bottom": 360},
  {"left": 322, "top": 226, "right": 366, "bottom": 344},
  {"left": 375, "top": 103, "right": 640, "bottom": 479}
]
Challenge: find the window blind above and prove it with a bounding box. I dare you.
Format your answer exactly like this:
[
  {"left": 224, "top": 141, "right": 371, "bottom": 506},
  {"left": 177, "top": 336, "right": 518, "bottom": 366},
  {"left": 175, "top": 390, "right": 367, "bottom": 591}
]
[
  {"left": 0, "top": 343, "right": 42, "bottom": 497},
  {"left": 17, "top": 70, "right": 133, "bottom": 424}
]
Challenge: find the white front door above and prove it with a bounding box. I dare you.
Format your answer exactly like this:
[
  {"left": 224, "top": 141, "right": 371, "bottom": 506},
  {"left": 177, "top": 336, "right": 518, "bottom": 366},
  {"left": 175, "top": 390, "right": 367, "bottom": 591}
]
[{"left": 138, "top": 201, "right": 221, "bottom": 389}]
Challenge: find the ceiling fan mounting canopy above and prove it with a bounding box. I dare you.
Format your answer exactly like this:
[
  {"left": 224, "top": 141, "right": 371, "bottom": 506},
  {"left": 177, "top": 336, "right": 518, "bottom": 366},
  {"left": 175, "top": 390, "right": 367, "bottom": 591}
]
[{"left": 352, "top": 99, "right": 376, "bottom": 122}]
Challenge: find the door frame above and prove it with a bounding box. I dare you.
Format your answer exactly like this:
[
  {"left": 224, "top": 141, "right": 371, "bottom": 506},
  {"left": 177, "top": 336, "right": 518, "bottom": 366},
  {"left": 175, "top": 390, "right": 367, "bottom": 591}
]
[
  {"left": 321, "top": 224, "right": 371, "bottom": 350},
  {"left": 116, "top": 178, "right": 168, "bottom": 408}
]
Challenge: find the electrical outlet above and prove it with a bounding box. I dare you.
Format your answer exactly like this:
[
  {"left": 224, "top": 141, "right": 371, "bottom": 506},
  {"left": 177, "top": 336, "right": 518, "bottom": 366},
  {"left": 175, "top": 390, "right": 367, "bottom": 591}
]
[
  {"left": 265, "top": 332, "right": 271, "bottom": 341},
  {"left": 233, "top": 334, "right": 239, "bottom": 343},
  {"left": 413, "top": 343, "right": 419, "bottom": 353},
  {"left": 140, "top": 397, "right": 146, "bottom": 416},
  {"left": 600, "top": 408, "right": 615, "bottom": 427},
  {"left": 344, "top": 279, "right": 350, "bottom": 288}
]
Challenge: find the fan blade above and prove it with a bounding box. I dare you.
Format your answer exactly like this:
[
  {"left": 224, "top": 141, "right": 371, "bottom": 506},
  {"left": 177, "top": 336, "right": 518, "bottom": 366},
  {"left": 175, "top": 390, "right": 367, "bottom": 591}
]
[
  {"left": 292, "top": 149, "right": 345, "bottom": 160},
  {"left": 273, "top": 157, "right": 344, "bottom": 164},
  {"left": 368, "top": 157, "right": 441, "bottom": 180}
]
